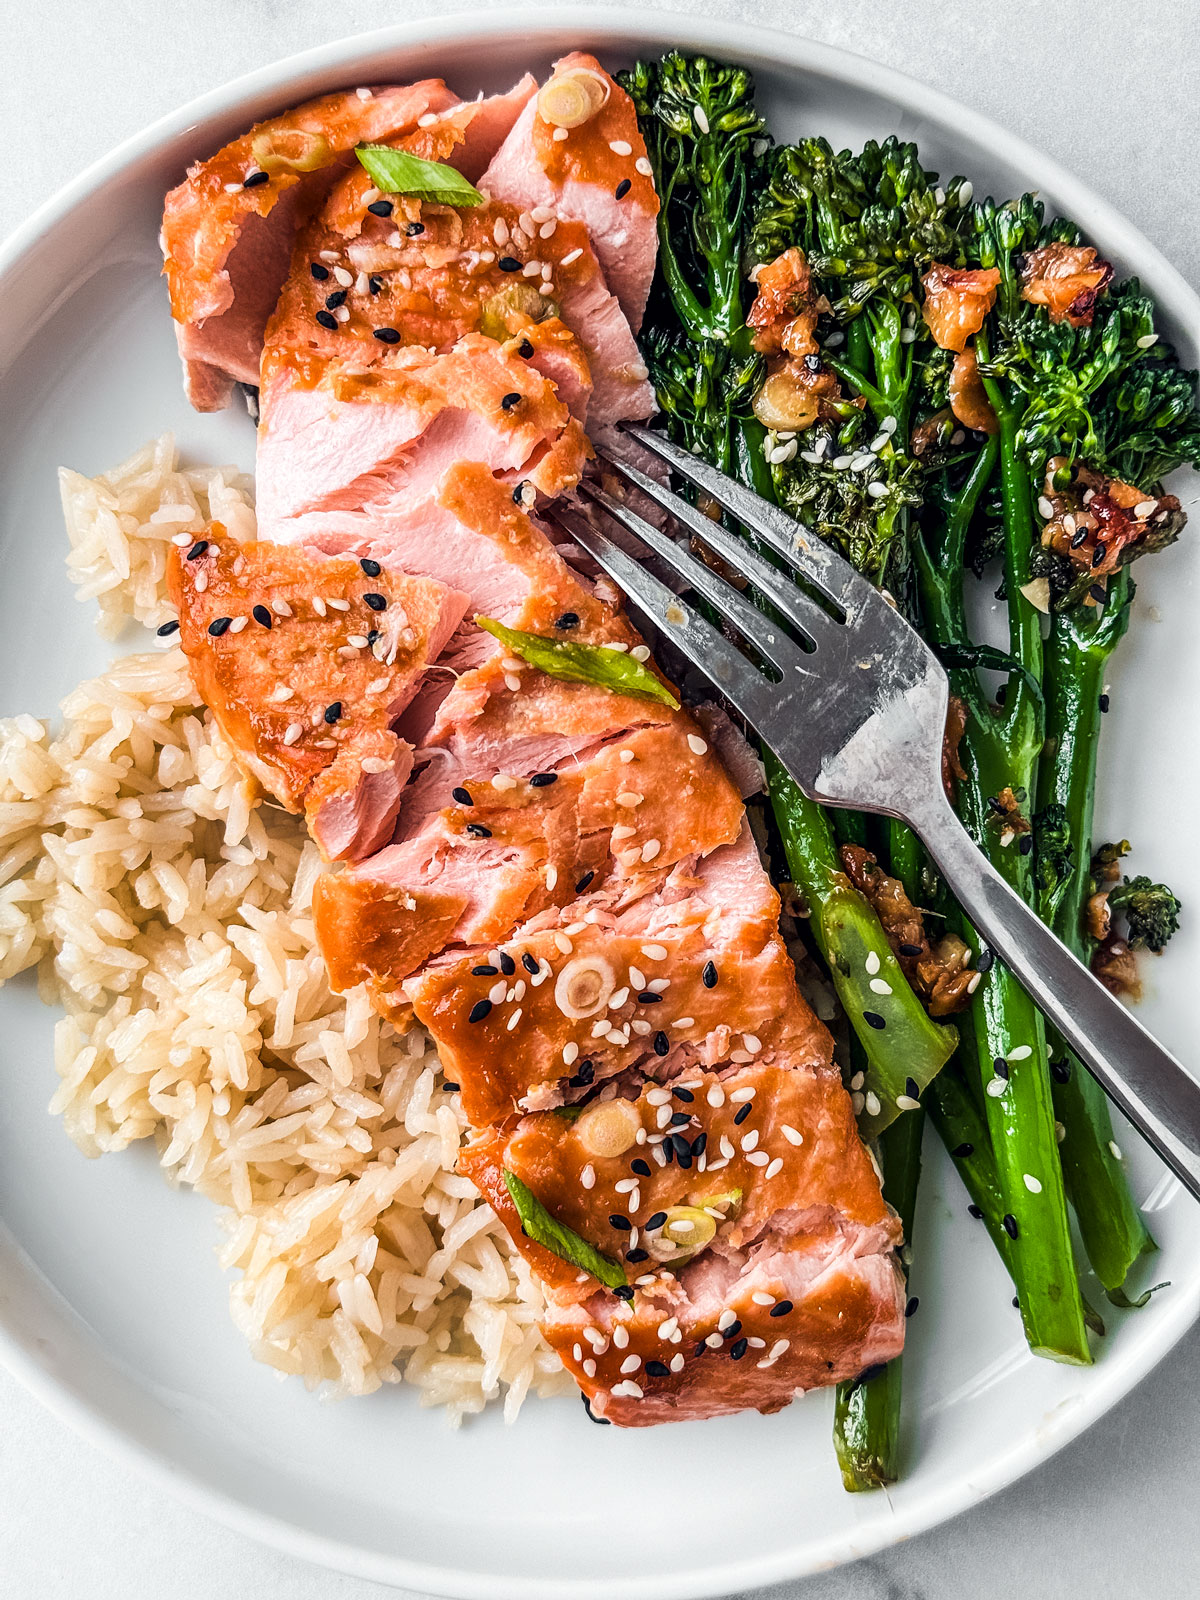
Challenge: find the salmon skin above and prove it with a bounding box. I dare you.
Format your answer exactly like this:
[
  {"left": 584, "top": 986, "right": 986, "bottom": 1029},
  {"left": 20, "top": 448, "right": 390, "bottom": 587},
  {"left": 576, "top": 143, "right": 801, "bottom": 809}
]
[{"left": 159, "top": 54, "right": 905, "bottom": 1428}]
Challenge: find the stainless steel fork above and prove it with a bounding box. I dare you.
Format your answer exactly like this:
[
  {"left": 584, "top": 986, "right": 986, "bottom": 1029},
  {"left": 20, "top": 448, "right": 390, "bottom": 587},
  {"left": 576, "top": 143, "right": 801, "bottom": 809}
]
[{"left": 559, "top": 422, "right": 1200, "bottom": 1201}]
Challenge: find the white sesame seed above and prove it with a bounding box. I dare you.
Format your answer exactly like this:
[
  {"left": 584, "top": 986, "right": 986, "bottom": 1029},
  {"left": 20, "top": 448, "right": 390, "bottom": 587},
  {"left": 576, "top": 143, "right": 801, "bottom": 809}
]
[
  {"left": 332, "top": 265, "right": 353, "bottom": 287},
  {"left": 832, "top": 454, "right": 853, "bottom": 469},
  {"left": 612, "top": 1324, "right": 629, "bottom": 1352},
  {"left": 269, "top": 685, "right": 294, "bottom": 702},
  {"left": 641, "top": 944, "right": 668, "bottom": 961},
  {"left": 864, "top": 1091, "right": 881, "bottom": 1117},
  {"left": 646, "top": 1086, "right": 671, "bottom": 1107},
  {"left": 282, "top": 723, "right": 303, "bottom": 747},
  {"left": 729, "top": 1086, "right": 756, "bottom": 1103},
  {"left": 781, "top": 1124, "right": 804, "bottom": 1146},
  {"left": 706, "top": 1332, "right": 723, "bottom": 1348},
  {"left": 311, "top": 597, "right": 327, "bottom": 617},
  {"left": 630, "top": 643, "right": 651, "bottom": 662},
  {"left": 521, "top": 259, "right": 542, "bottom": 278},
  {"left": 1007, "top": 1045, "right": 1032, "bottom": 1062},
  {"left": 614, "top": 1178, "right": 638, "bottom": 1195},
  {"left": 610, "top": 1379, "right": 643, "bottom": 1399},
  {"left": 741, "top": 1130, "right": 760, "bottom": 1152},
  {"left": 1038, "top": 495, "right": 1055, "bottom": 520},
  {"left": 765, "top": 1157, "right": 784, "bottom": 1179},
  {"left": 850, "top": 1072, "right": 864, "bottom": 1091},
  {"left": 896, "top": 1094, "right": 921, "bottom": 1112},
  {"left": 899, "top": 328, "right": 916, "bottom": 344},
  {"left": 986, "top": 1076, "right": 1007, "bottom": 1097},
  {"left": 609, "top": 139, "right": 634, "bottom": 156},
  {"left": 417, "top": 111, "right": 439, "bottom": 127},
  {"left": 718, "top": 1308, "right": 737, "bottom": 1331},
  {"left": 967, "top": 971, "right": 982, "bottom": 994},
  {"left": 580, "top": 1164, "right": 595, "bottom": 1190},
  {"left": 493, "top": 773, "right": 517, "bottom": 791},
  {"left": 657, "top": 1317, "right": 678, "bottom": 1339},
  {"left": 489, "top": 980, "right": 507, "bottom": 1004},
  {"left": 582, "top": 1359, "right": 597, "bottom": 1378},
  {"left": 545, "top": 864, "right": 558, "bottom": 891},
  {"left": 641, "top": 839, "right": 661, "bottom": 863},
  {"left": 1134, "top": 499, "right": 1158, "bottom": 518},
  {"left": 193, "top": 570, "right": 209, "bottom": 593},
  {"left": 869, "top": 977, "right": 893, "bottom": 995},
  {"left": 616, "top": 791, "right": 644, "bottom": 809},
  {"left": 692, "top": 105, "right": 709, "bottom": 134},
  {"left": 504, "top": 673, "right": 522, "bottom": 692},
  {"left": 864, "top": 950, "right": 881, "bottom": 976},
  {"left": 674, "top": 1016, "right": 695, "bottom": 1029},
  {"left": 647, "top": 978, "right": 670, "bottom": 994},
  {"left": 1023, "top": 1173, "right": 1043, "bottom": 1193},
  {"left": 554, "top": 932, "right": 573, "bottom": 954},
  {"left": 563, "top": 1041, "right": 579, "bottom": 1066},
  {"left": 867, "top": 481, "right": 889, "bottom": 499},
  {"left": 669, "top": 1352, "right": 685, "bottom": 1373},
  {"left": 707, "top": 1085, "right": 726, "bottom": 1108},
  {"left": 565, "top": 921, "right": 588, "bottom": 936},
  {"left": 747, "top": 1150, "right": 770, "bottom": 1167},
  {"left": 1136, "top": 333, "right": 1159, "bottom": 349},
  {"left": 620, "top": 1354, "right": 642, "bottom": 1374},
  {"left": 1109, "top": 1140, "right": 1123, "bottom": 1161},
  {"left": 635, "top": 156, "right": 653, "bottom": 177},
  {"left": 742, "top": 1033, "right": 762, "bottom": 1053},
  {"left": 553, "top": 126, "right": 569, "bottom": 142},
  {"left": 719, "top": 1136, "right": 735, "bottom": 1159},
  {"left": 851, "top": 1092, "right": 865, "bottom": 1114},
  {"left": 227, "top": 615, "right": 248, "bottom": 633}
]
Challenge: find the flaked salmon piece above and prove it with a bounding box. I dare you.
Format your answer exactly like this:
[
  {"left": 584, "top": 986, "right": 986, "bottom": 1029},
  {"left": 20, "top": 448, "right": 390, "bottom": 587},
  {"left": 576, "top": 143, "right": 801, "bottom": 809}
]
[
  {"left": 543, "top": 1216, "right": 905, "bottom": 1425},
  {"left": 483, "top": 53, "right": 660, "bottom": 333},
  {"left": 395, "top": 75, "right": 538, "bottom": 181},
  {"left": 162, "top": 81, "right": 458, "bottom": 411},
  {"left": 461, "top": 1059, "right": 904, "bottom": 1424},
  {"left": 262, "top": 175, "right": 649, "bottom": 433},
  {"left": 404, "top": 825, "right": 828, "bottom": 1125},
  {"left": 167, "top": 534, "right": 468, "bottom": 860},
  {"left": 256, "top": 334, "right": 588, "bottom": 536},
  {"left": 313, "top": 716, "right": 744, "bottom": 1001}
]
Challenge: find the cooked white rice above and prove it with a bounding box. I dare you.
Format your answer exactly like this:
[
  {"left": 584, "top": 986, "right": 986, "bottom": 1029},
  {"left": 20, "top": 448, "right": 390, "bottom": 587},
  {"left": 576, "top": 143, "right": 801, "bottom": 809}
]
[{"left": 0, "top": 436, "right": 569, "bottom": 1419}]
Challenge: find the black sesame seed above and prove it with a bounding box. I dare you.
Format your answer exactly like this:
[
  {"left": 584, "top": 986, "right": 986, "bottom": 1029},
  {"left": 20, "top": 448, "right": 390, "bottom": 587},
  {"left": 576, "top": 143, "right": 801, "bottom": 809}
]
[
  {"left": 367, "top": 199, "right": 394, "bottom": 217},
  {"left": 967, "top": 1203, "right": 983, "bottom": 1219},
  {"left": 373, "top": 326, "right": 401, "bottom": 344},
  {"left": 1012, "top": 1296, "right": 1021, "bottom": 1309},
  {"left": 442, "top": 1081, "right": 460, "bottom": 1092},
  {"left": 637, "top": 991, "right": 662, "bottom": 1005},
  {"left": 863, "top": 1010, "right": 886, "bottom": 1030},
  {"left": 668, "top": 1111, "right": 691, "bottom": 1128},
  {"left": 995, "top": 683, "right": 1008, "bottom": 706},
  {"left": 555, "top": 611, "right": 580, "bottom": 630},
  {"left": 466, "top": 823, "right": 493, "bottom": 838},
  {"left": 693, "top": 1340, "right": 708, "bottom": 1357},
  {"left": 722, "top": 1320, "right": 742, "bottom": 1341},
  {"left": 470, "top": 964, "right": 498, "bottom": 977},
  {"left": 609, "top": 1214, "right": 632, "bottom": 1231},
  {"left": 186, "top": 540, "right": 209, "bottom": 561},
  {"left": 691, "top": 1131, "right": 707, "bottom": 1158},
  {"left": 498, "top": 255, "right": 521, "bottom": 272},
  {"left": 673, "top": 1086, "right": 694, "bottom": 1103},
  {"left": 653, "top": 1031, "right": 669, "bottom": 1057},
  {"left": 156, "top": 619, "right": 180, "bottom": 637},
  {"left": 368, "top": 275, "right": 383, "bottom": 295},
  {"left": 769, "top": 1300, "right": 793, "bottom": 1318},
  {"left": 631, "top": 1159, "right": 651, "bottom": 1177},
  {"left": 366, "top": 629, "right": 380, "bottom": 645},
  {"left": 613, "top": 1285, "right": 634, "bottom": 1301},
  {"left": 1018, "top": 834, "right": 1033, "bottom": 856},
  {"left": 1071, "top": 527, "right": 1088, "bottom": 548},
  {"left": 363, "top": 593, "right": 388, "bottom": 612},
  {"left": 310, "top": 262, "right": 330, "bottom": 281},
  {"left": 644, "top": 1358, "right": 670, "bottom": 1377},
  {"left": 499, "top": 951, "right": 516, "bottom": 976},
  {"left": 468, "top": 999, "right": 492, "bottom": 1024},
  {"left": 582, "top": 1394, "right": 611, "bottom": 1424},
  {"left": 1089, "top": 583, "right": 1107, "bottom": 605},
  {"left": 512, "top": 481, "right": 530, "bottom": 505},
  {"left": 993, "top": 1057, "right": 1009, "bottom": 1079},
  {"left": 701, "top": 960, "right": 718, "bottom": 989},
  {"left": 359, "top": 557, "right": 382, "bottom": 578},
  {"left": 530, "top": 771, "right": 558, "bottom": 787},
  {"left": 905, "top": 1077, "right": 920, "bottom": 1100},
  {"left": 315, "top": 310, "right": 339, "bottom": 330},
  {"left": 729, "top": 1337, "right": 748, "bottom": 1361},
  {"left": 626, "top": 1247, "right": 649, "bottom": 1263},
  {"left": 575, "top": 1060, "right": 595, "bottom": 1085},
  {"left": 521, "top": 951, "right": 539, "bottom": 975},
  {"left": 252, "top": 603, "right": 272, "bottom": 629},
  {"left": 243, "top": 169, "right": 270, "bottom": 187},
  {"left": 733, "top": 1102, "right": 752, "bottom": 1125},
  {"left": 645, "top": 1212, "right": 668, "bottom": 1231},
  {"left": 1002, "top": 1212, "right": 1020, "bottom": 1239},
  {"left": 452, "top": 786, "right": 473, "bottom": 806},
  {"left": 951, "top": 1142, "right": 974, "bottom": 1159},
  {"left": 518, "top": 338, "right": 534, "bottom": 358},
  {"left": 615, "top": 178, "right": 631, "bottom": 200},
  {"left": 325, "top": 289, "right": 347, "bottom": 309},
  {"left": 207, "top": 617, "right": 232, "bottom": 637},
  {"left": 905, "top": 1296, "right": 920, "bottom": 1318},
  {"left": 1099, "top": 693, "right": 1110, "bottom": 713},
  {"left": 321, "top": 702, "right": 341, "bottom": 726},
  {"left": 500, "top": 391, "right": 522, "bottom": 411},
  {"left": 1091, "top": 542, "right": 1106, "bottom": 568},
  {"left": 575, "top": 870, "right": 595, "bottom": 894},
  {"left": 406, "top": 222, "right": 425, "bottom": 237},
  {"left": 1051, "top": 1058, "right": 1072, "bottom": 1084},
  {"left": 672, "top": 1136, "right": 693, "bottom": 1169},
  {"left": 898, "top": 942, "right": 923, "bottom": 957},
  {"left": 977, "top": 947, "right": 995, "bottom": 974}
]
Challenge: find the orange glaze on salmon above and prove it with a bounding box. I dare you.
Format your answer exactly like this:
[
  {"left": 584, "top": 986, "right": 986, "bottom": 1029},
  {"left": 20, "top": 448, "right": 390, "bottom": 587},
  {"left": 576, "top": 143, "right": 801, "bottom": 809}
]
[
  {"left": 168, "top": 534, "right": 468, "bottom": 860},
  {"left": 162, "top": 81, "right": 459, "bottom": 410},
  {"left": 461, "top": 1062, "right": 905, "bottom": 1423},
  {"left": 483, "top": 53, "right": 660, "bottom": 333}
]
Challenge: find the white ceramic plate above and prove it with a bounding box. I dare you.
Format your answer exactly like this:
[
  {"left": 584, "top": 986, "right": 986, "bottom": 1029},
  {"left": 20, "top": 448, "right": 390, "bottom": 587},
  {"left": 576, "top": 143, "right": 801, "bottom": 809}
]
[{"left": 2, "top": 8, "right": 1198, "bottom": 1596}]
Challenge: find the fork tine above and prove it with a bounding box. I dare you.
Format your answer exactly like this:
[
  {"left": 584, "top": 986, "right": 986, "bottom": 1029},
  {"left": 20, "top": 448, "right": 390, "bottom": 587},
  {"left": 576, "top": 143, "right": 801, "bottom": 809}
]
[
  {"left": 592, "top": 451, "right": 848, "bottom": 653},
  {"left": 545, "top": 508, "right": 784, "bottom": 732},
  {"left": 576, "top": 481, "right": 818, "bottom": 673},
  {"left": 614, "top": 423, "right": 873, "bottom": 617}
]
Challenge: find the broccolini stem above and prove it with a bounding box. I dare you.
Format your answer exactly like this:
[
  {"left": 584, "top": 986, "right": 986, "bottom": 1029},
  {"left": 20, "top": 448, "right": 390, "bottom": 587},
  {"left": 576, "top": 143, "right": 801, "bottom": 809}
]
[
  {"left": 1038, "top": 581, "right": 1156, "bottom": 1292},
  {"left": 833, "top": 1098, "right": 923, "bottom": 1491}
]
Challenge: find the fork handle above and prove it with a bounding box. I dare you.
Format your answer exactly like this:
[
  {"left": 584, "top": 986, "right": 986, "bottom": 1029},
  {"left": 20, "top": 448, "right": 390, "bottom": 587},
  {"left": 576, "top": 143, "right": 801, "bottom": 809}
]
[{"left": 907, "top": 788, "right": 1200, "bottom": 1200}]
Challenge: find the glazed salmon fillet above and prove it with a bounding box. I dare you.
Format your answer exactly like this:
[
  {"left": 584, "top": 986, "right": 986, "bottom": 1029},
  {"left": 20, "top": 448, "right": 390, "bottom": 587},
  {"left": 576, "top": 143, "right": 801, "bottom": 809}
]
[
  {"left": 159, "top": 56, "right": 904, "bottom": 1429},
  {"left": 168, "top": 535, "right": 468, "bottom": 860}
]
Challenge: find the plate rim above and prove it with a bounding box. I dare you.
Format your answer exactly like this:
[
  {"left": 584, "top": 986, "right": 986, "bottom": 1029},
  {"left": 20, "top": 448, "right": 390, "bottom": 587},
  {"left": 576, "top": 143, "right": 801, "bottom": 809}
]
[{"left": 1, "top": 6, "right": 1198, "bottom": 1595}]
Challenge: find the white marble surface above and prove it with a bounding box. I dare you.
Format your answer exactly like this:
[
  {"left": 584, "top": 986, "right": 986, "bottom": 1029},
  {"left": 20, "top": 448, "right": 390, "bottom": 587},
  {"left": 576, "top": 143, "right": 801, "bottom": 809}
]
[{"left": 2, "top": 1, "right": 1198, "bottom": 1595}]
